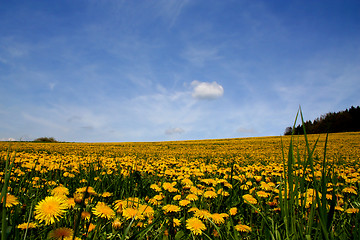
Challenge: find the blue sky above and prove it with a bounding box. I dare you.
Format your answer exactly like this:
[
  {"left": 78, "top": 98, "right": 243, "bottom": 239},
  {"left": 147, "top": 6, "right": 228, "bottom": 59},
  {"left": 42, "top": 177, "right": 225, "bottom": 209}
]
[{"left": 1, "top": 0, "right": 360, "bottom": 142}]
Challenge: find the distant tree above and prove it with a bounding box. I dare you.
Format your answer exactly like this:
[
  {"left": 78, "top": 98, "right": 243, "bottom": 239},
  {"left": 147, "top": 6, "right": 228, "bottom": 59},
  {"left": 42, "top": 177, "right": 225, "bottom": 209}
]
[
  {"left": 34, "top": 137, "right": 58, "bottom": 143},
  {"left": 284, "top": 106, "right": 360, "bottom": 135},
  {"left": 284, "top": 127, "right": 292, "bottom": 135}
]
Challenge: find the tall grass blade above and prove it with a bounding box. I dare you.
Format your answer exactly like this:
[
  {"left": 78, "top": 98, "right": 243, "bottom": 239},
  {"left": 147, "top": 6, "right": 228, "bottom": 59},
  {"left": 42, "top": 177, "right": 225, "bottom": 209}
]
[{"left": 1, "top": 150, "right": 16, "bottom": 240}]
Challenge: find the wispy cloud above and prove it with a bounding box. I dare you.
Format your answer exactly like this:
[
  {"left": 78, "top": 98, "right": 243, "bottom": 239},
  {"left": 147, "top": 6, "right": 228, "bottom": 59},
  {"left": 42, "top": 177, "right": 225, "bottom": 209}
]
[
  {"left": 0, "top": 37, "right": 30, "bottom": 59},
  {"left": 154, "top": 0, "right": 190, "bottom": 28},
  {"left": 165, "top": 127, "right": 185, "bottom": 135},
  {"left": 182, "top": 46, "right": 221, "bottom": 67},
  {"left": 237, "top": 127, "right": 256, "bottom": 134},
  {"left": 272, "top": 46, "right": 360, "bottom": 122},
  {"left": 1, "top": 1, "right": 359, "bottom": 142},
  {"left": 22, "top": 112, "right": 69, "bottom": 132}
]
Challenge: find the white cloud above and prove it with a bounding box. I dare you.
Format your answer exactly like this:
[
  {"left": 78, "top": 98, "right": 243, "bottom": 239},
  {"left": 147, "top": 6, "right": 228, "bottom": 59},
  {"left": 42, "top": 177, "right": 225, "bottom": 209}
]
[
  {"left": 165, "top": 127, "right": 185, "bottom": 135},
  {"left": 0, "top": 138, "right": 16, "bottom": 141},
  {"left": 191, "top": 80, "right": 224, "bottom": 100}
]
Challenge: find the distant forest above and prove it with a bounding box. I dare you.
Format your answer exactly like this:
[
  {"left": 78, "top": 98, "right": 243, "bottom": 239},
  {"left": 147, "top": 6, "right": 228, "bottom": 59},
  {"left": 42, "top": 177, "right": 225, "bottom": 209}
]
[{"left": 284, "top": 106, "right": 360, "bottom": 135}]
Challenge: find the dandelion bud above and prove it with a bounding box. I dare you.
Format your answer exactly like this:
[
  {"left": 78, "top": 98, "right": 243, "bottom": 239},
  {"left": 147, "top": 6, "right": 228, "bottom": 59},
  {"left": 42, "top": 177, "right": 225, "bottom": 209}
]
[
  {"left": 74, "top": 193, "right": 84, "bottom": 204},
  {"left": 112, "top": 218, "right": 122, "bottom": 230}
]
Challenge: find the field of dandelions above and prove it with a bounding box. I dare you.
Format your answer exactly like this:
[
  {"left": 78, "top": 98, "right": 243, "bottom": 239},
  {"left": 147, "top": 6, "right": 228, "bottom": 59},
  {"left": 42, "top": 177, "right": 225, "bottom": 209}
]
[{"left": 1, "top": 131, "right": 360, "bottom": 239}]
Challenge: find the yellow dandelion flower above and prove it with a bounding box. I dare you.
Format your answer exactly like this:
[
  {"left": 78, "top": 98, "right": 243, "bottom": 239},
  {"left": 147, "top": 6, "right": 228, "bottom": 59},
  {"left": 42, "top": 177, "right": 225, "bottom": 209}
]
[
  {"left": 243, "top": 194, "right": 258, "bottom": 205},
  {"left": 81, "top": 211, "right": 91, "bottom": 220},
  {"left": 179, "top": 199, "right": 191, "bottom": 207},
  {"left": 254, "top": 176, "right": 262, "bottom": 182},
  {"left": 51, "top": 186, "right": 69, "bottom": 196},
  {"left": 168, "top": 187, "right": 179, "bottom": 193},
  {"left": 345, "top": 208, "right": 359, "bottom": 214},
  {"left": 211, "top": 213, "right": 225, "bottom": 224},
  {"left": 273, "top": 188, "right": 280, "bottom": 194},
  {"left": 48, "top": 227, "right": 73, "bottom": 240},
  {"left": 190, "top": 186, "right": 203, "bottom": 195},
  {"left": 76, "top": 186, "right": 97, "bottom": 196},
  {"left": 336, "top": 193, "right": 344, "bottom": 198},
  {"left": 342, "top": 187, "right": 357, "bottom": 195},
  {"left": 114, "top": 197, "right": 141, "bottom": 213},
  {"left": 203, "top": 190, "right": 217, "bottom": 199},
  {"left": 150, "top": 184, "right": 162, "bottom": 192},
  {"left": 229, "top": 207, "right": 237, "bottom": 215},
  {"left": 235, "top": 224, "right": 252, "bottom": 232},
  {"left": 114, "top": 200, "right": 124, "bottom": 213},
  {"left": 220, "top": 213, "right": 229, "bottom": 218},
  {"left": 335, "top": 206, "right": 344, "bottom": 211},
  {"left": 188, "top": 207, "right": 199, "bottom": 213},
  {"left": 173, "top": 195, "right": 181, "bottom": 201},
  {"left": 34, "top": 196, "right": 68, "bottom": 225},
  {"left": 260, "top": 181, "right": 273, "bottom": 191},
  {"left": 246, "top": 181, "right": 253, "bottom": 186},
  {"left": 87, "top": 223, "right": 96, "bottom": 232},
  {"left": 186, "top": 194, "right": 199, "bottom": 201},
  {"left": 326, "top": 194, "right": 333, "bottom": 200},
  {"left": 256, "top": 190, "right": 270, "bottom": 198},
  {"left": 273, "top": 207, "right": 281, "bottom": 212},
  {"left": 163, "top": 204, "right": 181, "bottom": 213},
  {"left": 123, "top": 207, "right": 144, "bottom": 220},
  {"left": 138, "top": 204, "right": 154, "bottom": 217},
  {"left": 64, "top": 237, "right": 81, "bottom": 240},
  {"left": 162, "top": 182, "right": 176, "bottom": 191},
  {"left": 66, "top": 198, "right": 76, "bottom": 208},
  {"left": 240, "top": 184, "right": 250, "bottom": 190},
  {"left": 217, "top": 188, "right": 230, "bottom": 196},
  {"left": 304, "top": 188, "right": 321, "bottom": 198},
  {"left": 181, "top": 178, "right": 194, "bottom": 187},
  {"left": 48, "top": 181, "right": 57, "bottom": 186},
  {"left": 32, "top": 177, "right": 40, "bottom": 181},
  {"left": 201, "top": 178, "right": 217, "bottom": 186},
  {"left": 92, "top": 202, "right": 115, "bottom": 219},
  {"left": 101, "top": 192, "right": 113, "bottom": 198},
  {"left": 186, "top": 217, "right": 206, "bottom": 235},
  {"left": 268, "top": 199, "right": 278, "bottom": 207},
  {"left": 153, "top": 194, "right": 165, "bottom": 201},
  {"left": 2, "top": 194, "right": 19, "bottom": 208},
  {"left": 148, "top": 198, "right": 162, "bottom": 206},
  {"left": 17, "top": 222, "right": 37, "bottom": 230},
  {"left": 173, "top": 218, "right": 181, "bottom": 227},
  {"left": 136, "top": 221, "right": 145, "bottom": 228},
  {"left": 194, "top": 209, "right": 212, "bottom": 220}
]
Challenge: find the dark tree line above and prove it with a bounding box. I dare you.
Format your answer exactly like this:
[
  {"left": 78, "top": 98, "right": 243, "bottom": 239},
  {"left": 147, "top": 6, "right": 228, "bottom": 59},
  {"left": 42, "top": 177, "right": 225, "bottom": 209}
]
[
  {"left": 33, "top": 137, "right": 58, "bottom": 142},
  {"left": 284, "top": 106, "right": 360, "bottom": 135}
]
